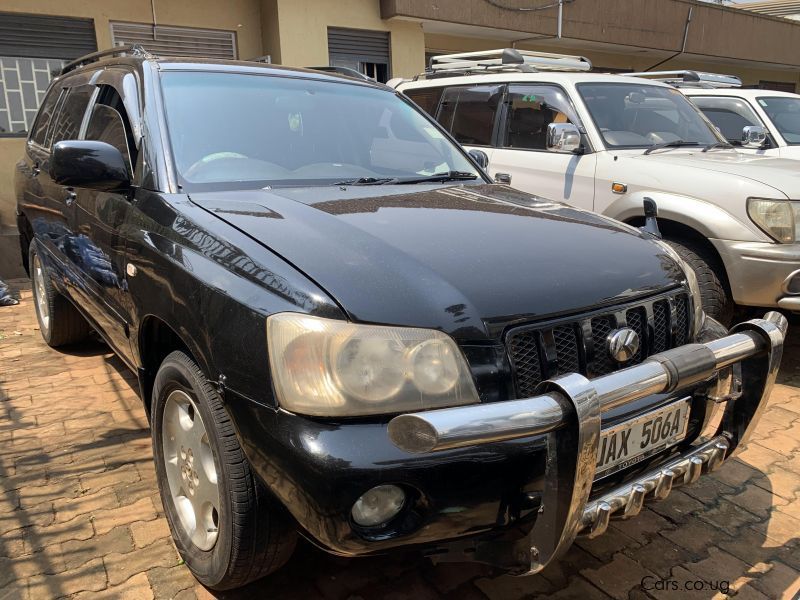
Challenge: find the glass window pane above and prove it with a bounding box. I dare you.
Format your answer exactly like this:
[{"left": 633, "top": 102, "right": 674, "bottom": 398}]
[
  {"left": 758, "top": 96, "right": 800, "bottom": 145},
  {"left": 691, "top": 97, "right": 761, "bottom": 143},
  {"left": 438, "top": 85, "right": 502, "bottom": 146},
  {"left": 503, "top": 85, "right": 582, "bottom": 150},
  {"left": 49, "top": 86, "right": 94, "bottom": 145},
  {"left": 85, "top": 104, "right": 132, "bottom": 170},
  {"left": 404, "top": 87, "right": 444, "bottom": 118}
]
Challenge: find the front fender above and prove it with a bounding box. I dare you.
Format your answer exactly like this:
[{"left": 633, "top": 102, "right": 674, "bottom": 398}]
[{"left": 603, "top": 191, "right": 766, "bottom": 243}]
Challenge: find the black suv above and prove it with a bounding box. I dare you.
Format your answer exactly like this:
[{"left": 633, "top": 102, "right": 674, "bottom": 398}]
[{"left": 15, "top": 46, "right": 786, "bottom": 590}]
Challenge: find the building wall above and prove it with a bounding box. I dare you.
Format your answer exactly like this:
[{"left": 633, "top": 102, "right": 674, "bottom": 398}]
[
  {"left": 271, "top": 0, "right": 425, "bottom": 77},
  {"left": 423, "top": 33, "right": 800, "bottom": 89}
]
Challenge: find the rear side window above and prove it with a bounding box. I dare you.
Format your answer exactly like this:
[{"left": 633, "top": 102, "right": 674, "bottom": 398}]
[
  {"left": 48, "top": 85, "right": 94, "bottom": 147},
  {"left": 404, "top": 87, "right": 444, "bottom": 117},
  {"left": 690, "top": 96, "right": 762, "bottom": 143},
  {"left": 29, "top": 87, "right": 62, "bottom": 147},
  {"left": 502, "top": 84, "right": 582, "bottom": 150},
  {"left": 437, "top": 85, "right": 502, "bottom": 146}
]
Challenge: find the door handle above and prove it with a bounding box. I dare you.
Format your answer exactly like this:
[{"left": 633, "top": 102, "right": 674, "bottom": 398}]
[
  {"left": 65, "top": 190, "right": 76, "bottom": 207},
  {"left": 31, "top": 164, "right": 40, "bottom": 177}
]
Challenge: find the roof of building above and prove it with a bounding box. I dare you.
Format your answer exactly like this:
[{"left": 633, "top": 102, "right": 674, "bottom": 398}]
[{"left": 736, "top": 0, "right": 800, "bottom": 17}]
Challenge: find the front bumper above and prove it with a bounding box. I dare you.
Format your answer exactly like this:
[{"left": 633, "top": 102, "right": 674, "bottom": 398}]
[
  {"left": 388, "top": 312, "right": 786, "bottom": 574},
  {"left": 711, "top": 238, "right": 800, "bottom": 309}
]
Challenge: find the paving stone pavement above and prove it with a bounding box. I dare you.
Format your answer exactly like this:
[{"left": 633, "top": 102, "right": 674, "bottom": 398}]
[{"left": 1, "top": 280, "right": 799, "bottom": 600}]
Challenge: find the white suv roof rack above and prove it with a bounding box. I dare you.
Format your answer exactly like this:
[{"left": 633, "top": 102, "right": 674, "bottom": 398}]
[
  {"left": 625, "top": 70, "right": 742, "bottom": 89},
  {"left": 422, "top": 48, "right": 592, "bottom": 78}
]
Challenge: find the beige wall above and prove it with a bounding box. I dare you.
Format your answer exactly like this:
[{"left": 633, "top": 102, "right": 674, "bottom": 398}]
[
  {"left": 423, "top": 33, "right": 800, "bottom": 89},
  {"left": 271, "top": 0, "right": 425, "bottom": 77},
  {"left": 0, "top": 139, "right": 25, "bottom": 228}
]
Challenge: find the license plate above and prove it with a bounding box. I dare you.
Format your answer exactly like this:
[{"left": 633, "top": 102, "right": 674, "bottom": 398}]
[{"left": 595, "top": 398, "right": 691, "bottom": 479}]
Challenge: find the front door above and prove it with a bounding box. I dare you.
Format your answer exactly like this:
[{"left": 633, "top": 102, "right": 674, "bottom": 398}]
[
  {"left": 70, "top": 84, "right": 138, "bottom": 365},
  {"left": 488, "top": 84, "right": 597, "bottom": 210}
]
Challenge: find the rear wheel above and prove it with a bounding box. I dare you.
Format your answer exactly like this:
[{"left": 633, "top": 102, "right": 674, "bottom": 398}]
[
  {"left": 29, "top": 241, "right": 90, "bottom": 347},
  {"left": 665, "top": 237, "right": 734, "bottom": 326},
  {"left": 151, "top": 351, "right": 296, "bottom": 590}
]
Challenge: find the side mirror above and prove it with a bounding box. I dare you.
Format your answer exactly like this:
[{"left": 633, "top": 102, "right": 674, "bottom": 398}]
[
  {"left": 51, "top": 140, "right": 130, "bottom": 192},
  {"left": 742, "top": 125, "right": 767, "bottom": 149},
  {"left": 468, "top": 148, "right": 489, "bottom": 169},
  {"left": 546, "top": 123, "right": 582, "bottom": 154}
]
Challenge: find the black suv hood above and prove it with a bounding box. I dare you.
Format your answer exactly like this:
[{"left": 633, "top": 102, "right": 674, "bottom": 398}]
[{"left": 190, "top": 184, "right": 685, "bottom": 341}]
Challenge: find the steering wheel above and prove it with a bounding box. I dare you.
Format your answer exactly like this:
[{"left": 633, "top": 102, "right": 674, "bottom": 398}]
[{"left": 185, "top": 152, "right": 249, "bottom": 179}]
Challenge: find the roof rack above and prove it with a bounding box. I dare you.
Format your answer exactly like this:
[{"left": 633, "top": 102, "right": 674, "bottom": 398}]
[
  {"left": 60, "top": 44, "right": 153, "bottom": 75},
  {"left": 419, "top": 48, "right": 592, "bottom": 79},
  {"left": 625, "top": 70, "right": 742, "bottom": 89},
  {"left": 307, "top": 65, "right": 373, "bottom": 81}
]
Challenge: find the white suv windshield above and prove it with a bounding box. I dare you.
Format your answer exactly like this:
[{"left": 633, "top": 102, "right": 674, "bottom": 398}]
[
  {"left": 160, "top": 71, "right": 480, "bottom": 190},
  {"left": 577, "top": 82, "right": 721, "bottom": 149},
  {"left": 758, "top": 96, "right": 800, "bottom": 145}
]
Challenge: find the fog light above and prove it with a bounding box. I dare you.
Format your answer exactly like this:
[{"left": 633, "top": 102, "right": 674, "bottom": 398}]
[{"left": 351, "top": 485, "right": 405, "bottom": 527}]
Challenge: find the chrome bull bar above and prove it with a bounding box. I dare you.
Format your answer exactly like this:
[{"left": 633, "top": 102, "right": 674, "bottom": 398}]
[{"left": 387, "top": 312, "right": 787, "bottom": 574}]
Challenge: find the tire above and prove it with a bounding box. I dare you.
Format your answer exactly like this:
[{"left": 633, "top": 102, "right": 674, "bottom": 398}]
[
  {"left": 665, "top": 237, "right": 734, "bottom": 326},
  {"left": 151, "top": 351, "right": 296, "bottom": 590},
  {"left": 29, "top": 241, "right": 90, "bottom": 347}
]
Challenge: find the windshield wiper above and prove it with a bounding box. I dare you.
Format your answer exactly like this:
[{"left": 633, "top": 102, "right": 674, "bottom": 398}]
[
  {"left": 333, "top": 177, "right": 397, "bottom": 186},
  {"left": 701, "top": 141, "right": 735, "bottom": 152},
  {"left": 395, "top": 171, "right": 479, "bottom": 184},
  {"left": 643, "top": 140, "right": 704, "bottom": 155}
]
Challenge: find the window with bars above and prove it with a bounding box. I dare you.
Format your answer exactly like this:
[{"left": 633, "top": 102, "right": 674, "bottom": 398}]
[
  {"left": 110, "top": 22, "right": 237, "bottom": 59},
  {"left": 0, "top": 12, "right": 96, "bottom": 136}
]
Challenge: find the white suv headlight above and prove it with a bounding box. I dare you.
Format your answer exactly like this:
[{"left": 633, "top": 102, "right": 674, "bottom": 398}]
[
  {"left": 267, "top": 313, "right": 480, "bottom": 417},
  {"left": 747, "top": 198, "right": 800, "bottom": 243}
]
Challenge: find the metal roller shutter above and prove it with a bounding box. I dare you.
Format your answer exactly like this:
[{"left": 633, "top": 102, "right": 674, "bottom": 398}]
[
  {"left": 110, "top": 22, "right": 237, "bottom": 59},
  {"left": 0, "top": 12, "right": 96, "bottom": 59},
  {"left": 328, "top": 27, "right": 390, "bottom": 64}
]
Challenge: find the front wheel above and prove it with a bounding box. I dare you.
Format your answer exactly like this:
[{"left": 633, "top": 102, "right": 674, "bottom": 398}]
[
  {"left": 151, "top": 351, "right": 296, "bottom": 590},
  {"left": 665, "top": 238, "right": 734, "bottom": 326}
]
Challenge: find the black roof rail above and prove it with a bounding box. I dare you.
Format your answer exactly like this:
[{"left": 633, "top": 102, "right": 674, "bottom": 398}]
[
  {"left": 60, "top": 44, "right": 153, "bottom": 76},
  {"left": 307, "top": 65, "right": 372, "bottom": 81}
]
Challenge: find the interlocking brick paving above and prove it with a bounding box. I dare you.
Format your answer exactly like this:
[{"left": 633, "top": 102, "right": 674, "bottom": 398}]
[{"left": 1, "top": 280, "right": 799, "bottom": 600}]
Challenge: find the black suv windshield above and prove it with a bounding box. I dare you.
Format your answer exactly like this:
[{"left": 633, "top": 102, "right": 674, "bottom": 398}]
[
  {"left": 576, "top": 82, "right": 722, "bottom": 150},
  {"left": 160, "top": 71, "right": 481, "bottom": 190},
  {"left": 758, "top": 96, "right": 800, "bottom": 145}
]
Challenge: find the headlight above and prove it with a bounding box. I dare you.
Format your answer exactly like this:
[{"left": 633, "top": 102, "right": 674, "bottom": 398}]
[
  {"left": 267, "top": 313, "right": 480, "bottom": 417},
  {"left": 656, "top": 240, "right": 704, "bottom": 337},
  {"left": 747, "top": 198, "right": 800, "bottom": 243}
]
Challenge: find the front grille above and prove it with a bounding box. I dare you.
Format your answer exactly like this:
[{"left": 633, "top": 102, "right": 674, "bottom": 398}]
[{"left": 507, "top": 291, "right": 692, "bottom": 398}]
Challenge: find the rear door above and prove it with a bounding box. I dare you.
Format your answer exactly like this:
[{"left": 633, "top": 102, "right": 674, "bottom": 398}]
[
  {"left": 31, "top": 83, "right": 95, "bottom": 279},
  {"left": 489, "top": 84, "right": 597, "bottom": 209}
]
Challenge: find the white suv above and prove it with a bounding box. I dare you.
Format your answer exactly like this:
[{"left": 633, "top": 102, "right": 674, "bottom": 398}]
[
  {"left": 682, "top": 87, "right": 800, "bottom": 159},
  {"left": 392, "top": 50, "right": 800, "bottom": 323}
]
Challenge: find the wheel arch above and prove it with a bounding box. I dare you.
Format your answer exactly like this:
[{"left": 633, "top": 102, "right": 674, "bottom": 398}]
[{"left": 137, "top": 314, "right": 207, "bottom": 417}]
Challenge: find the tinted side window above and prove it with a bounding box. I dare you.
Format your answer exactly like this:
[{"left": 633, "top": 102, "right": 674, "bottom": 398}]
[
  {"left": 84, "top": 86, "right": 136, "bottom": 172},
  {"left": 691, "top": 96, "right": 761, "bottom": 142},
  {"left": 404, "top": 87, "right": 444, "bottom": 117},
  {"left": 48, "top": 85, "right": 94, "bottom": 147},
  {"left": 503, "top": 85, "right": 581, "bottom": 150},
  {"left": 29, "top": 87, "right": 62, "bottom": 147},
  {"left": 438, "top": 85, "right": 501, "bottom": 146}
]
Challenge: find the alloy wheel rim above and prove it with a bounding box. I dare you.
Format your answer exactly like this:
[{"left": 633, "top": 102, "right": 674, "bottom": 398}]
[
  {"left": 162, "top": 389, "right": 221, "bottom": 551},
  {"left": 32, "top": 254, "right": 50, "bottom": 335}
]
